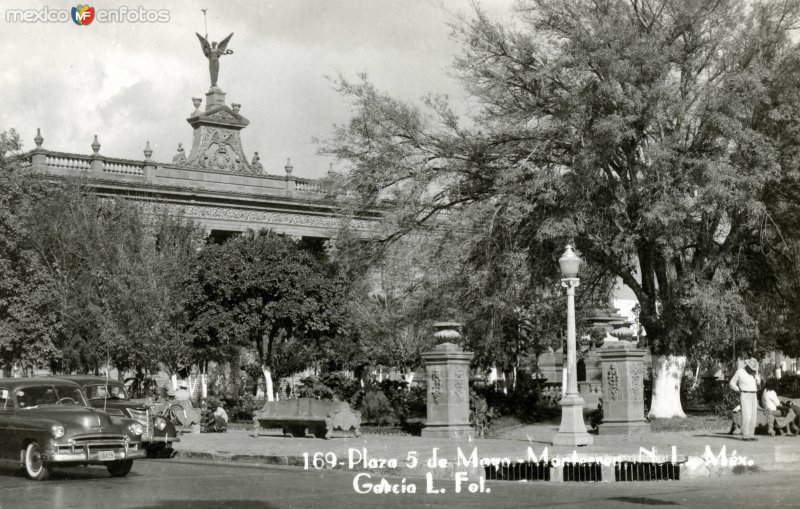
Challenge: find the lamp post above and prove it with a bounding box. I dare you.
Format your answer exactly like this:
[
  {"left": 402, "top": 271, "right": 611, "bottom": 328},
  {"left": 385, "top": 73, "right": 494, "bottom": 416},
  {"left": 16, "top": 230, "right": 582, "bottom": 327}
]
[{"left": 552, "top": 244, "right": 594, "bottom": 446}]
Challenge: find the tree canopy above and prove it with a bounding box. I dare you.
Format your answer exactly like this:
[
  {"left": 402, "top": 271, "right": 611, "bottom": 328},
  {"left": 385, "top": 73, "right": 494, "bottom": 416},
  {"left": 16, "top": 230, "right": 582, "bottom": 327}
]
[
  {"left": 185, "top": 230, "right": 352, "bottom": 398},
  {"left": 322, "top": 0, "right": 800, "bottom": 364},
  {"left": 0, "top": 132, "right": 62, "bottom": 371}
]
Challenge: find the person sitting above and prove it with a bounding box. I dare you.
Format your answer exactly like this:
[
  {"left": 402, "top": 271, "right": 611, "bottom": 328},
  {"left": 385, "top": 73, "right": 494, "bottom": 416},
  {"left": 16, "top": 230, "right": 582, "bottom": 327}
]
[
  {"left": 213, "top": 399, "right": 229, "bottom": 433},
  {"left": 169, "top": 381, "right": 199, "bottom": 431},
  {"left": 202, "top": 398, "right": 228, "bottom": 433},
  {"left": 762, "top": 379, "right": 796, "bottom": 436}
]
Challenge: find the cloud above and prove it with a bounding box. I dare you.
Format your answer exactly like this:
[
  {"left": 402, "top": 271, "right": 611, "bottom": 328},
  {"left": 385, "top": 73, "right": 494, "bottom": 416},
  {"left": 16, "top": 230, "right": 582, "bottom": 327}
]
[{"left": 0, "top": 0, "right": 514, "bottom": 177}]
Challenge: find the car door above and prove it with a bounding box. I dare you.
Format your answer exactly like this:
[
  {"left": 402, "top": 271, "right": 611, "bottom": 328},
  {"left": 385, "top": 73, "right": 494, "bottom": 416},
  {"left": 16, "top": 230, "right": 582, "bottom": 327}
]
[{"left": 0, "top": 387, "right": 12, "bottom": 459}]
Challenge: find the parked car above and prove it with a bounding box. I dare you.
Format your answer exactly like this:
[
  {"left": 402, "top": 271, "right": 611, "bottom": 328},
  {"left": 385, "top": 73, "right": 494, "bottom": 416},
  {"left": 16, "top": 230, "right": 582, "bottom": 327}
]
[
  {"left": 58, "top": 375, "right": 180, "bottom": 458},
  {"left": 0, "top": 377, "right": 146, "bottom": 480}
]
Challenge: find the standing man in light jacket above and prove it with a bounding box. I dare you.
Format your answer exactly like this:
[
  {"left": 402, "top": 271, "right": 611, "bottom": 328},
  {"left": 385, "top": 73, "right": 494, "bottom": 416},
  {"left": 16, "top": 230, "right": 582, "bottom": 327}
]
[{"left": 730, "top": 358, "right": 761, "bottom": 441}]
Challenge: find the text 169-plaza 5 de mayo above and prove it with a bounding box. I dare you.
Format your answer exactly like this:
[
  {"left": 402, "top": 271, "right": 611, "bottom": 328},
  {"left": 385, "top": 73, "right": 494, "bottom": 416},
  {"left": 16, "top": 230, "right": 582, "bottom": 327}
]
[{"left": 302, "top": 445, "right": 754, "bottom": 495}]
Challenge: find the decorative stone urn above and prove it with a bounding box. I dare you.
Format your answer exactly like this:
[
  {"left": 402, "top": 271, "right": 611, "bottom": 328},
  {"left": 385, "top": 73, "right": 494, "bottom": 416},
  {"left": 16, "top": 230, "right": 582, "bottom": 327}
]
[{"left": 420, "top": 322, "right": 474, "bottom": 439}]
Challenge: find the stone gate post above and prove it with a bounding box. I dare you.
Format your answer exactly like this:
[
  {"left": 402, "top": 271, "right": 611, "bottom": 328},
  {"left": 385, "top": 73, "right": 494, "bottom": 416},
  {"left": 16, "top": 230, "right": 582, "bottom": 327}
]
[
  {"left": 598, "top": 342, "right": 651, "bottom": 434},
  {"left": 420, "top": 322, "right": 474, "bottom": 439}
]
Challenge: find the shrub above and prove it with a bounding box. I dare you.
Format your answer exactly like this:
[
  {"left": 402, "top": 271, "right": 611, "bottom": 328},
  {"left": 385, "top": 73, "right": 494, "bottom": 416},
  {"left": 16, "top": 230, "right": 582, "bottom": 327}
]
[
  {"left": 378, "top": 380, "right": 426, "bottom": 424},
  {"left": 681, "top": 375, "right": 706, "bottom": 410},
  {"left": 710, "top": 390, "right": 740, "bottom": 417},
  {"left": 470, "top": 391, "right": 493, "bottom": 437},
  {"left": 296, "top": 376, "right": 335, "bottom": 400},
  {"left": 319, "top": 372, "right": 361, "bottom": 402},
  {"left": 776, "top": 375, "right": 800, "bottom": 398},
  {"left": 510, "top": 371, "right": 543, "bottom": 420},
  {"left": 472, "top": 372, "right": 543, "bottom": 421},
  {"left": 473, "top": 383, "right": 513, "bottom": 417},
  {"left": 359, "top": 390, "right": 396, "bottom": 425},
  {"left": 221, "top": 393, "right": 264, "bottom": 422}
]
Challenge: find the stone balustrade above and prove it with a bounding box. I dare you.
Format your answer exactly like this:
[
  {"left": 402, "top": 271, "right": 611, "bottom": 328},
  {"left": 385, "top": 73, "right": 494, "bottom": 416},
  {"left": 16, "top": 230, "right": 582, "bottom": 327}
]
[
  {"left": 23, "top": 132, "right": 382, "bottom": 239},
  {"left": 30, "top": 147, "right": 334, "bottom": 201},
  {"left": 44, "top": 154, "right": 91, "bottom": 171},
  {"left": 294, "top": 179, "right": 323, "bottom": 194},
  {"left": 103, "top": 160, "right": 144, "bottom": 176}
]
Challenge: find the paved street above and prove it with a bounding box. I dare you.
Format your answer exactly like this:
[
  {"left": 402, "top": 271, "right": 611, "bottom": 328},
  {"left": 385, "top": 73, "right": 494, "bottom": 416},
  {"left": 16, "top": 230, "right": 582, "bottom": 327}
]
[{"left": 0, "top": 459, "right": 797, "bottom": 509}]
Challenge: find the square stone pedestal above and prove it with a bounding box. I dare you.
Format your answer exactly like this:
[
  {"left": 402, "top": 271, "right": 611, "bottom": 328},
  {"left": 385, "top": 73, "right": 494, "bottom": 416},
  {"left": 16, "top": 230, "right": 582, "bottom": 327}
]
[
  {"left": 598, "top": 342, "right": 651, "bottom": 435},
  {"left": 420, "top": 340, "right": 474, "bottom": 440}
]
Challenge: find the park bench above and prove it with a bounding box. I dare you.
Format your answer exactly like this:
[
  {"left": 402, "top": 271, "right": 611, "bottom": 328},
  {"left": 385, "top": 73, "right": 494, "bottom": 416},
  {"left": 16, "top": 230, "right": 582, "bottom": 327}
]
[
  {"left": 252, "top": 398, "right": 362, "bottom": 439},
  {"left": 729, "top": 397, "right": 800, "bottom": 436}
]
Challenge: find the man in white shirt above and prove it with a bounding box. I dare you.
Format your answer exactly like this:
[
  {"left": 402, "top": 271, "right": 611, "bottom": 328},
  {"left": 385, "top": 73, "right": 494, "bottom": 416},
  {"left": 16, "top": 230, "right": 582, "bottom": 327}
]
[
  {"left": 762, "top": 379, "right": 795, "bottom": 436},
  {"left": 730, "top": 358, "right": 760, "bottom": 441}
]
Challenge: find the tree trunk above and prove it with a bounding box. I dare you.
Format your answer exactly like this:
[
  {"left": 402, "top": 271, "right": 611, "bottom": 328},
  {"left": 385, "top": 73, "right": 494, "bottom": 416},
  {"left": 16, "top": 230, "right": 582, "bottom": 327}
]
[
  {"left": 691, "top": 363, "right": 701, "bottom": 390},
  {"left": 647, "top": 355, "right": 687, "bottom": 419},
  {"left": 261, "top": 364, "right": 275, "bottom": 402}
]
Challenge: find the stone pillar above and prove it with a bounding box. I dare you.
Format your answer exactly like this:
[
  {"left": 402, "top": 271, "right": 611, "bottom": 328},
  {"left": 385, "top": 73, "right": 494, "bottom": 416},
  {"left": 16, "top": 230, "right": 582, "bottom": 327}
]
[
  {"left": 90, "top": 134, "right": 103, "bottom": 173},
  {"left": 598, "top": 342, "right": 651, "bottom": 434},
  {"left": 143, "top": 141, "right": 155, "bottom": 181},
  {"left": 420, "top": 323, "right": 474, "bottom": 439},
  {"left": 285, "top": 158, "right": 295, "bottom": 197},
  {"left": 205, "top": 86, "right": 227, "bottom": 109},
  {"left": 31, "top": 128, "right": 47, "bottom": 168}
]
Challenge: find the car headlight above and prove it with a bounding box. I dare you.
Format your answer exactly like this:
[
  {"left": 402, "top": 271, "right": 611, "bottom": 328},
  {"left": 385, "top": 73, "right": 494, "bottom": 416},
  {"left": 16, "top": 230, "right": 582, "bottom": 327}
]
[
  {"left": 50, "top": 424, "right": 65, "bottom": 439},
  {"left": 154, "top": 416, "right": 167, "bottom": 431},
  {"left": 128, "top": 422, "right": 144, "bottom": 436}
]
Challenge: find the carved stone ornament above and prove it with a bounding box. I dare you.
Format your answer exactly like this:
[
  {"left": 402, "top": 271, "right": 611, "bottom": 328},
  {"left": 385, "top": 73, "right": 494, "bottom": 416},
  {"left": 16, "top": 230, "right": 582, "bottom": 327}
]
[
  {"left": 172, "top": 143, "right": 187, "bottom": 164},
  {"left": 607, "top": 363, "right": 619, "bottom": 401},
  {"left": 631, "top": 362, "right": 643, "bottom": 401},
  {"left": 180, "top": 126, "right": 259, "bottom": 175},
  {"left": 207, "top": 110, "right": 237, "bottom": 121},
  {"left": 454, "top": 366, "right": 466, "bottom": 404},
  {"left": 146, "top": 202, "right": 373, "bottom": 232},
  {"left": 431, "top": 368, "right": 442, "bottom": 405},
  {"left": 251, "top": 151, "right": 264, "bottom": 173}
]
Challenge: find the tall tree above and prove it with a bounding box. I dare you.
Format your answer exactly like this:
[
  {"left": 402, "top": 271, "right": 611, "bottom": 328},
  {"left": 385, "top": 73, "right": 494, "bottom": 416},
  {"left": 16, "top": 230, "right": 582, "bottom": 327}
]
[
  {"left": 24, "top": 185, "right": 201, "bottom": 376},
  {"left": 0, "top": 130, "right": 62, "bottom": 371},
  {"left": 186, "top": 230, "right": 351, "bottom": 401},
  {"left": 322, "top": 0, "right": 800, "bottom": 417}
]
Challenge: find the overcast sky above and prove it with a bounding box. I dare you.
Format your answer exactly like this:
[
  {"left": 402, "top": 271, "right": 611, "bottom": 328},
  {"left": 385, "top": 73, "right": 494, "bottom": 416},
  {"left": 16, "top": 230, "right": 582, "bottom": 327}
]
[{"left": 1, "top": 0, "right": 513, "bottom": 178}]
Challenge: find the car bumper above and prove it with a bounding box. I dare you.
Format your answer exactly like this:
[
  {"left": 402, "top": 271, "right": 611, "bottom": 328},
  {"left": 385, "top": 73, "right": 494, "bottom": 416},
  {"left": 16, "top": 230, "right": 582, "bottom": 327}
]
[
  {"left": 141, "top": 433, "right": 180, "bottom": 444},
  {"left": 46, "top": 445, "right": 146, "bottom": 463}
]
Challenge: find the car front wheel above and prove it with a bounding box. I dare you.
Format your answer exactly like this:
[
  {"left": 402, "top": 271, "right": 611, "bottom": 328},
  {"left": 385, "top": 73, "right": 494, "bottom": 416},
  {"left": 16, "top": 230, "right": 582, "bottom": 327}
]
[
  {"left": 24, "top": 442, "right": 51, "bottom": 481},
  {"left": 107, "top": 459, "right": 133, "bottom": 477}
]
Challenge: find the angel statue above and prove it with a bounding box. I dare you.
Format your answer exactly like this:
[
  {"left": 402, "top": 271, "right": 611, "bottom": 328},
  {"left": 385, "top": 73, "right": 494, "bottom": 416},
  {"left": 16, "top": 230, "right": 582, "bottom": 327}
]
[{"left": 196, "top": 32, "right": 234, "bottom": 88}]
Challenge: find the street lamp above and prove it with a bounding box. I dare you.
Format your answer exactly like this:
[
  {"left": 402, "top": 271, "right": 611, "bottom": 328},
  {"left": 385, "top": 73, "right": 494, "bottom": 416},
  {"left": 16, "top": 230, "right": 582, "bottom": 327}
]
[{"left": 552, "top": 244, "right": 594, "bottom": 446}]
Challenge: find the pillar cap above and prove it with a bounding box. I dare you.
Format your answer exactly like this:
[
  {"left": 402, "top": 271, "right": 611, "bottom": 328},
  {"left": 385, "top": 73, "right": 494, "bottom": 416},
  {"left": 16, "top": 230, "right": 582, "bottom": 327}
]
[{"left": 421, "top": 342, "right": 474, "bottom": 363}]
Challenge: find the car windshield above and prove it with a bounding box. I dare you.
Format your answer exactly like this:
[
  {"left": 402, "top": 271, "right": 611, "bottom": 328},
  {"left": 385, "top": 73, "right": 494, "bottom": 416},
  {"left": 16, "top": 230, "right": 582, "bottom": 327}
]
[
  {"left": 84, "top": 383, "right": 129, "bottom": 401},
  {"left": 15, "top": 385, "right": 87, "bottom": 409}
]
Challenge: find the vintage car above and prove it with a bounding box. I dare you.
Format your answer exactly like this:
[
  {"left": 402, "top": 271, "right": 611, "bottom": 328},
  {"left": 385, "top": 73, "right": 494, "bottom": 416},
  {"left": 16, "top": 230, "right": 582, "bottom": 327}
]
[
  {"left": 58, "top": 375, "right": 180, "bottom": 457},
  {"left": 0, "top": 377, "right": 146, "bottom": 480}
]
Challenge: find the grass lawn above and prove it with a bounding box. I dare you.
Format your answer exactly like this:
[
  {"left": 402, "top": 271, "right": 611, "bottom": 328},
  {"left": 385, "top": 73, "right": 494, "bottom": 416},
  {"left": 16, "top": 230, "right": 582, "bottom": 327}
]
[
  {"left": 484, "top": 411, "right": 731, "bottom": 437},
  {"left": 648, "top": 413, "right": 730, "bottom": 433}
]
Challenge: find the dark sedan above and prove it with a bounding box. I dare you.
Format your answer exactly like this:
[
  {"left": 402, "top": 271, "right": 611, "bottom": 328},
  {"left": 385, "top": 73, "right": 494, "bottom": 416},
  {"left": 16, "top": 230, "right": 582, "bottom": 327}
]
[
  {"left": 0, "top": 377, "right": 146, "bottom": 480},
  {"left": 58, "top": 375, "right": 180, "bottom": 457}
]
